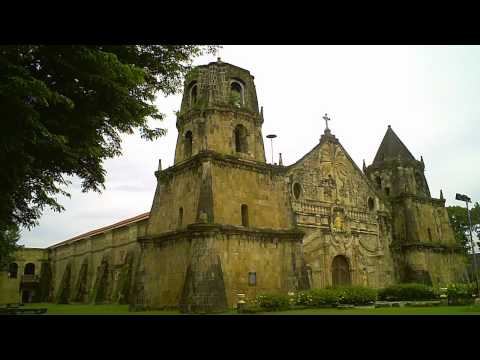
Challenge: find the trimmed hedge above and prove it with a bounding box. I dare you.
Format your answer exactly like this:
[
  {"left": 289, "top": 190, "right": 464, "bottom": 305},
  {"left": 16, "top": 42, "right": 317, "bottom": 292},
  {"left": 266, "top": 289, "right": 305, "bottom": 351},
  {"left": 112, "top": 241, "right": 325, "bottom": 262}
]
[
  {"left": 378, "top": 283, "right": 437, "bottom": 301},
  {"left": 254, "top": 293, "right": 291, "bottom": 311},
  {"left": 336, "top": 286, "right": 377, "bottom": 305}
]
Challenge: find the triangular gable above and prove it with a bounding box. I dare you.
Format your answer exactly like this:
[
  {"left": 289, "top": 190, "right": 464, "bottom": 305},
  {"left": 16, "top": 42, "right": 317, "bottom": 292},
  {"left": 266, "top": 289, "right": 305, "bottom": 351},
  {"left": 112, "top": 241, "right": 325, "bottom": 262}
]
[{"left": 287, "top": 132, "right": 386, "bottom": 200}]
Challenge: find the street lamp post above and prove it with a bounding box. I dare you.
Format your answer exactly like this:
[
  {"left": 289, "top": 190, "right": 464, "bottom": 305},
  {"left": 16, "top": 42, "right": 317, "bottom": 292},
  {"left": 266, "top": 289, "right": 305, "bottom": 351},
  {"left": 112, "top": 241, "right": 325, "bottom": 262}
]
[
  {"left": 456, "top": 193, "right": 479, "bottom": 296},
  {"left": 266, "top": 134, "right": 277, "bottom": 164}
]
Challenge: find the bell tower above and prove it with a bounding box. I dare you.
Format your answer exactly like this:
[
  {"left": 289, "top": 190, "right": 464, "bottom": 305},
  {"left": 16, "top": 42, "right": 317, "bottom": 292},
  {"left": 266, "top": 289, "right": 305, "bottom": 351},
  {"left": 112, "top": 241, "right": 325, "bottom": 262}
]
[
  {"left": 174, "top": 58, "right": 267, "bottom": 163},
  {"left": 365, "top": 125, "right": 462, "bottom": 285}
]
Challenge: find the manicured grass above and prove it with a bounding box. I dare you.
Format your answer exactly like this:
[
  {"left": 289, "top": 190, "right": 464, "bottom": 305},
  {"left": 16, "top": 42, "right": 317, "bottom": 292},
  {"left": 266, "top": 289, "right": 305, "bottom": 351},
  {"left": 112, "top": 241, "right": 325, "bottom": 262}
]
[
  {"left": 22, "top": 303, "right": 181, "bottom": 315},
  {"left": 18, "top": 303, "right": 480, "bottom": 315},
  {"left": 259, "top": 305, "right": 480, "bottom": 315}
]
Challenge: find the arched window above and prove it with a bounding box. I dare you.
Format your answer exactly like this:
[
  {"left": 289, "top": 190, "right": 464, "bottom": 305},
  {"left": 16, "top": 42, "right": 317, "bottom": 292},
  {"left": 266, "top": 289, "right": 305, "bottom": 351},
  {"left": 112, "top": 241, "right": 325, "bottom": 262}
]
[
  {"left": 427, "top": 228, "right": 432, "bottom": 242},
  {"left": 234, "top": 125, "right": 248, "bottom": 153},
  {"left": 8, "top": 263, "right": 18, "bottom": 279},
  {"left": 241, "top": 204, "right": 249, "bottom": 227},
  {"left": 189, "top": 82, "right": 198, "bottom": 106},
  {"left": 385, "top": 187, "right": 390, "bottom": 196},
  {"left": 375, "top": 176, "right": 382, "bottom": 189},
  {"left": 230, "top": 81, "right": 244, "bottom": 107},
  {"left": 332, "top": 255, "right": 351, "bottom": 287},
  {"left": 293, "top": 183, "right": 302, "bottom": 199},
  {"left": 178, "top": 207, "right": 183, "bottom": 228},
  {"left": 184, "top": 130, "right": 193, "bottom": 158},
  {"left": 24, "top": 263, "right": 35, "bottom": 275}
]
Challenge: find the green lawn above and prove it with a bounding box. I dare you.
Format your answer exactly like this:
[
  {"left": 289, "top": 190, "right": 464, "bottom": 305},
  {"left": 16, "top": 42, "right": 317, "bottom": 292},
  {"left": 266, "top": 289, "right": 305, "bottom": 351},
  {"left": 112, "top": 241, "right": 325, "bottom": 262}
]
[
  {"left": 16, "top": 303, "right": 480, "bottom": 315},
  {"left": 21, "top": 303, "right": 181, "bottom": 315}
]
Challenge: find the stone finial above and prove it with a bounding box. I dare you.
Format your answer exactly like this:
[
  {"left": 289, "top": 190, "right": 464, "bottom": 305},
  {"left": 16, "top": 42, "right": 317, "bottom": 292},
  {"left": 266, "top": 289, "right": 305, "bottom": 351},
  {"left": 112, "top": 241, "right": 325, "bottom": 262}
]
[
  {"left": 158, "top": 159, "right": 162, "bottom": 171},
  {"left": 362, "top": 159, "right": 367, "bottom": 173},
  {"left": 217, "top": 57, "right": 222, "bottom": 63},
  {"left": 440, "top": 189, "right": 444, "bottom": 200},
  {"left": 421, "top": 155, "right": 424, "bottom": 163},
  {"left": 279, "top": 153, "right": 283, "bottom": 166}
]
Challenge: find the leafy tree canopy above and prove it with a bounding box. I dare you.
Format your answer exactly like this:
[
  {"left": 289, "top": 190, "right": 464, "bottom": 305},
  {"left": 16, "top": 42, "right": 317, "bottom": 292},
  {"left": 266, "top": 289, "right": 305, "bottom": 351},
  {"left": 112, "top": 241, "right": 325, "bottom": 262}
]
[
  {"left": 0, "top": 224, "right": 22, "bottom": 270},
  {"left": 447, "top": 202, "right": 480, "bottom": 254},
  {"left": 0, "top": 45, "right": 218, "bottom": 233}
]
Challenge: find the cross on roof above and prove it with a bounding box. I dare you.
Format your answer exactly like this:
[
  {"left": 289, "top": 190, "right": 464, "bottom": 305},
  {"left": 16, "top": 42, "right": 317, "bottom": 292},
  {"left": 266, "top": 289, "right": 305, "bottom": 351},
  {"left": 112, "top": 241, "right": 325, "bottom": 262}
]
[{"left": 322, "top": 113, "right": 331, "bottom": 130}]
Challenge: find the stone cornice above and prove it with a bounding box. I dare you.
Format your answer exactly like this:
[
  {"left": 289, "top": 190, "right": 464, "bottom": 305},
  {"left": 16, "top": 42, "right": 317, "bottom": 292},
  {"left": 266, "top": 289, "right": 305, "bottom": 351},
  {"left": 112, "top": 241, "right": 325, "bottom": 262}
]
[
  {"left": 156, "top": 151, "right": 287, "bottom": 181},
  {"left": 392, "top": 242, "right": 464, "bottom": 253},
  {"left": 140, "top": 223, "right": 304, "bottom": 244},
  {"left": 388, "top": 193, "right": 446, "bottom": 207},
  {"left": 176, "top": 106, "right": 261, "bottom": 129},
  {"left": 366, "top": 158, "right": 424, "bottom": 173}
]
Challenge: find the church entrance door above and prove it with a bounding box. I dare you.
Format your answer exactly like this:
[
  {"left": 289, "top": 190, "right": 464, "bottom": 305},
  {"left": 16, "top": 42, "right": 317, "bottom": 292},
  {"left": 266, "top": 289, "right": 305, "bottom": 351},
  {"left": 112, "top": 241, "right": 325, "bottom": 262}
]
[{"left": 332, "top": 255, "right": 351, "bottom": 286}]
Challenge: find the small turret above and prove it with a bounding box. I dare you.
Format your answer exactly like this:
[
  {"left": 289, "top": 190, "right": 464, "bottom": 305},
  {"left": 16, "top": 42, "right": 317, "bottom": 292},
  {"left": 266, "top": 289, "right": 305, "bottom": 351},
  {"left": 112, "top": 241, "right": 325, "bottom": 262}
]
[{"left": 366, "top": 125, "right": 430, "bottom": 198}]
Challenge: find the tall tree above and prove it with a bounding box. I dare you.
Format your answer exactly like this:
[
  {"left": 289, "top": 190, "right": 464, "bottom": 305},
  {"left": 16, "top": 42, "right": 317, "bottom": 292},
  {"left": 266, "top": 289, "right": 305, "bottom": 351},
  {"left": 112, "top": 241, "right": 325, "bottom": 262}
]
[{"left": 0, "top": 45, "right": 218, "bottom": 234}]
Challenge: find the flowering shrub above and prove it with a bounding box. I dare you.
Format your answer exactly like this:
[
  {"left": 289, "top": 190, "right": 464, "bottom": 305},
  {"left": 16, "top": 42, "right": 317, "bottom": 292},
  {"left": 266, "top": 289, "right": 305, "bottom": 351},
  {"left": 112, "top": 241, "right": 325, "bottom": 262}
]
[
  {"left": 378, "top": 283, "right": 437, "bottom": 301},
  {"left": 296, "top": 288, "right": 339, "bottom": 307},
  {"left": 446, "top": 283, "right": 476, "bottom": 305},
  {"left": 254, "top": 293, "right": 291, "bottom": 311},
  {"left": 295, "top": 286, "right": 377, "bottom": 307}
]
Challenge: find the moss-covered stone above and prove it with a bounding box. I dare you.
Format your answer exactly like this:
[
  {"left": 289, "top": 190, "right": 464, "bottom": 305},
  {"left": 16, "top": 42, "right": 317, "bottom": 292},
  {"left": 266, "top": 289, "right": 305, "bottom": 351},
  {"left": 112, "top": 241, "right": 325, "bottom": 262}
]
[{"left": 56, "top": 262, "right": 72, "bottom": 304}]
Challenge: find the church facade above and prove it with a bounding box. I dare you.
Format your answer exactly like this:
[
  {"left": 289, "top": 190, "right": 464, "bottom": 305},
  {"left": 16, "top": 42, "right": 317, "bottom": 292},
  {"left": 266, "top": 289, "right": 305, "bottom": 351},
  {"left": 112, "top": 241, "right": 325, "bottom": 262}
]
[{"left": 0, "top": 60, "right": 466, "bottom": 312}]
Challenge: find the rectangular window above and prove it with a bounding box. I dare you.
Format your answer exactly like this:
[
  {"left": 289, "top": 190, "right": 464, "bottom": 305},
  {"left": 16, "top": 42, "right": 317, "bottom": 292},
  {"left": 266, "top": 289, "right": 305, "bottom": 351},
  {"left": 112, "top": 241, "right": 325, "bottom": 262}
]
[
  {"left": 241, "top": 204, "right": 249, "bottom": 227},
  {"left": 248, "top": 272, "right": 256, "bottom": 286}
]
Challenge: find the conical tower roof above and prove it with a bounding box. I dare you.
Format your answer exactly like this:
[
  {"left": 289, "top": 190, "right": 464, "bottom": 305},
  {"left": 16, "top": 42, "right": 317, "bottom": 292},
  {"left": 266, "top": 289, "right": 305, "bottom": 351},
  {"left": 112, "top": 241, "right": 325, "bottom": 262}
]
[{"left": 373, "top": 125, "right": 416, "bottom": 163}]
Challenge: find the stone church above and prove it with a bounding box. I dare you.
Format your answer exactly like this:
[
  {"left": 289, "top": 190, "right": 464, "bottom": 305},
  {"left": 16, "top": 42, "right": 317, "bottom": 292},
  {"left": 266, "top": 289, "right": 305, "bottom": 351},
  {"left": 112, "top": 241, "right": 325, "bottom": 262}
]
[{"left": 0, "top": 59, "right": 466, "bottom": 312}]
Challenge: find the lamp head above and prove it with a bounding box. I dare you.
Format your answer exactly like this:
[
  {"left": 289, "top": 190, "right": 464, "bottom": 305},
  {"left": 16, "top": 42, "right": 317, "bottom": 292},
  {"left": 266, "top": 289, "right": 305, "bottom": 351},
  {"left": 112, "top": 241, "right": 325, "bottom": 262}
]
[{"left": 456, "top": 193, "right": 471, "bottom": 202}]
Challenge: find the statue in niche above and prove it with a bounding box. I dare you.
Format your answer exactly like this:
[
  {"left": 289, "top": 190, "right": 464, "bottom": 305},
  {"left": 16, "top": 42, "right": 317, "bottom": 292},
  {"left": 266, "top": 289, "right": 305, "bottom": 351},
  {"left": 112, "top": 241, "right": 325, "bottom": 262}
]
[
  {"left": 333, "top": 213, "right": 343, "bottom": 232},
  {"left": 362, "top": 268, "right": 368, "bottom": 286},
  {"left": 331, "top": 210, "right": 350, "bottom": 235}
]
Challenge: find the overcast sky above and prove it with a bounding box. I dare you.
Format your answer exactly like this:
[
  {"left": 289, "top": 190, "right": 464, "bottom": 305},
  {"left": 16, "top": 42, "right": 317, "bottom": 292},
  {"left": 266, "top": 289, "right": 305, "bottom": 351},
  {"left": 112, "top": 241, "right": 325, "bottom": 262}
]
[{"left": 20, "top": 45, "right": 480, "bottom": 248}]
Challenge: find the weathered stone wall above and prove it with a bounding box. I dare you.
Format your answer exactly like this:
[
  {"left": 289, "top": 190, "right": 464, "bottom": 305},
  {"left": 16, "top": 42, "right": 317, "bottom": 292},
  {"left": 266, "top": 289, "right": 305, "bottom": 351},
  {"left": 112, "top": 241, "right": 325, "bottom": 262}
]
[
  {"left": 49, "top": 219, "right": 146, "bottom": 303},
  {"left": 139, "top": 236, "right": 191, "bottom": 309},
  {"left": 175, "top": 110, "right": 266, "bottom": 164},
  {"left": 147, "top": 162, "right": 202, "bottom": 235},
  {"left": 392, "top": 197, "right": 457, "bottom": 246},
  {"left": 0, "top": 271, "right": 21, "bottom": 304},
  {"left": 214, "top": 231, "right": 303, "bottom": 307},
  {"left": 367, "top": 160, "right": 430, "bottom": 198},
  {"left": 0, "top": 248, "right": 48, "bottom": 304},
  {"left": 211, "top": 159, "right": 292, "bottom": 229},
  {"left": 399, "top": 250, "right": 467, "bottom": 286},
  {"left": 139, "top": 226, "right": 303, "bottom": 312}
]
